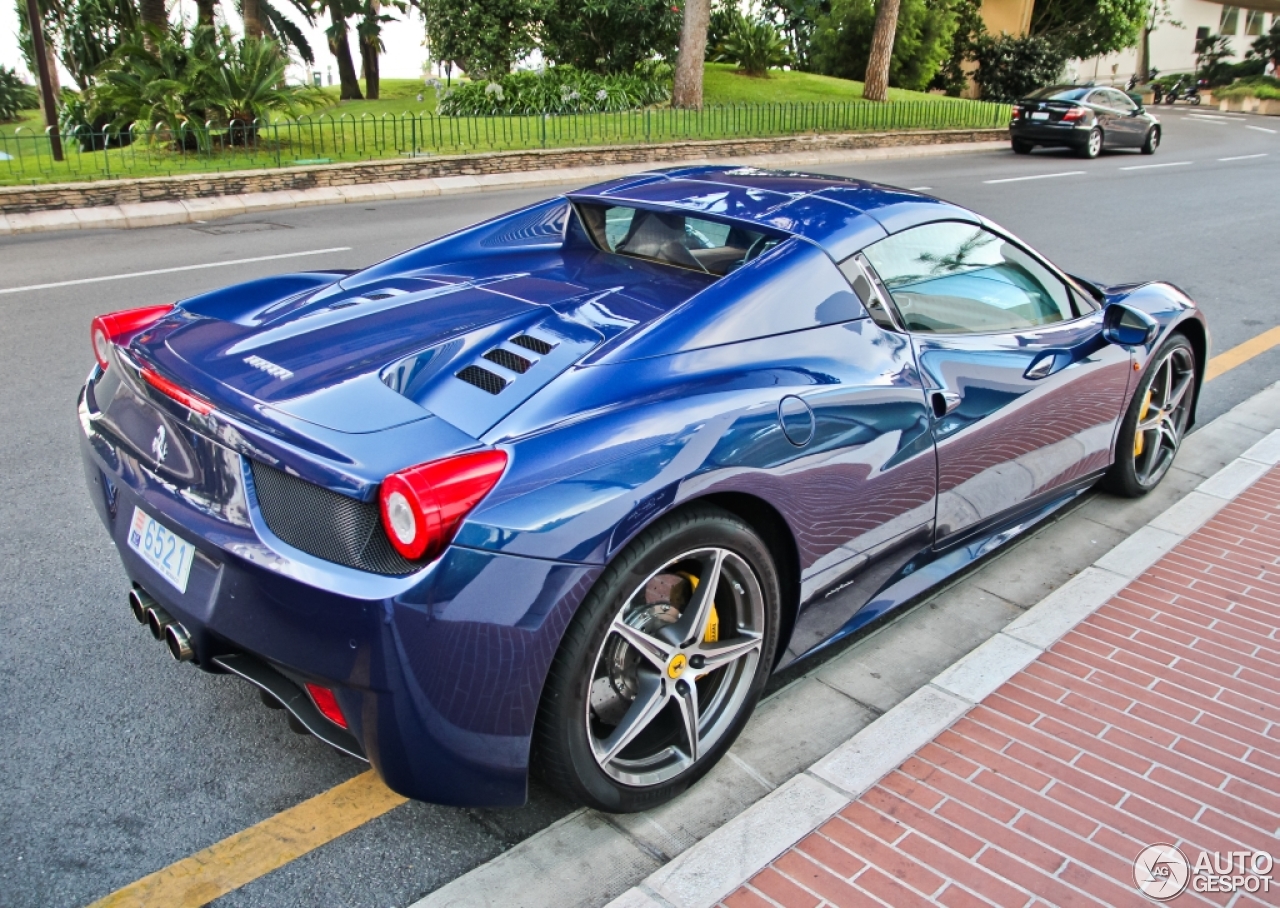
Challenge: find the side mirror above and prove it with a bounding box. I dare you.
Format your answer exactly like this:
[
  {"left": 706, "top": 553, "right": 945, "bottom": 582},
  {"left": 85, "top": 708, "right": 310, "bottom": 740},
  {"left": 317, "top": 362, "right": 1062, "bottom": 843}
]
[{"left": 1102, "top": 303, "right": 1159, "bottom": 346}]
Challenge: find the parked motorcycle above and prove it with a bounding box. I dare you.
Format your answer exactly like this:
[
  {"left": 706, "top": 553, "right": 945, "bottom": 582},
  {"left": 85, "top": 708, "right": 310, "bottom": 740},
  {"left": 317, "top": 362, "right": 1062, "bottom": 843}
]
[{"left": 1164, "top": 76, "right": 1204, "bottom": 105}]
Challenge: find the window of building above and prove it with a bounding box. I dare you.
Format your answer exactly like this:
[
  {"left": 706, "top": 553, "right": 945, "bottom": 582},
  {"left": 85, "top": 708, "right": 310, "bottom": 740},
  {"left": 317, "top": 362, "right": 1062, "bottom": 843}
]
[
  {"left": 1219, "top": 6, "right": 1240, "bottom": 35},
  {"left": 1245, "top": 9, "right": 1265, "bottom": 35}
]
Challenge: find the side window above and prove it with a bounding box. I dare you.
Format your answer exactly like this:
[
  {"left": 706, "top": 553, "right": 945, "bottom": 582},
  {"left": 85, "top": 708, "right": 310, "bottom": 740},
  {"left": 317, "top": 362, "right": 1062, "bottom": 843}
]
[
  {"left": 1107, "top": 89, "right": 1137, "bottom": 111},
  {"left": 861, "top": 222, "right": 1077, "bottom": 335},
  {"left": 1085, "top": 90, "right": 1110, "bottom": 108},
  {"left": 838, "top": 254, "right": 900, "bottom": 331}
]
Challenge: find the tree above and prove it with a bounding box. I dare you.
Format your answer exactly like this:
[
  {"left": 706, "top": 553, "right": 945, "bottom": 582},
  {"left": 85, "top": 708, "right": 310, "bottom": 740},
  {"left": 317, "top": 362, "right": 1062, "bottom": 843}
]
[
  {"left": 15, "top": 0, "right": 137, "bottom": 90},
  {"left": 932, "top": 0, "right": 983, "bottom": 96},
  {"left": 1136, "top": 0, "right": 1180, "bottom": 81},
  {"left": 138, "top": 0, "right": 166, "bottom": 49},
  {"left": 1028, "top": 0, "right": 1146, "bottom": 61},
  {"left": 242, "top": 0, "right": 263, "bottom": 37},
  {"left": 760, "top": 0, "right": 823, "bottom": 71},
  {"left": 540, "top": 0, "right": 681, "bottom": 74},
  {"left": 814, "top": 0, "right": 960, "bottom": 93},
  {"left": 673, "top": 0, "right": 710, "bottom": 108},
  {"left": 1252, "top": 20, "right": 1280, "bottom": 72},
  {"left": 715, "top": 15, "right": 791, "bottom": 76},
  {"left": 195, "top": 0, "right": 216, "bottom": 25},
  {"left": 318, "top": 0, "right": 362, "bottom": 98},
  {"left": 971, "top": 32, "right": 1066, "bottom": 101},
  {"left": 423, "top": 0, "right": 541, "bottom": 79},
  {"left": 358, "top": 0, "right": 403, "bottom": 99},
  {"left": 863, "top": 0, "right": 901, "bottom": 101}
]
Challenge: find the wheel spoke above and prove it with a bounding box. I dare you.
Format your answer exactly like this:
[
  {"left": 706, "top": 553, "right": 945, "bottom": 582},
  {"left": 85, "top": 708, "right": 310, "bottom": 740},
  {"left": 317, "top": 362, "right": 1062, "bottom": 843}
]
[
  {"left": 609, "top": 616, "right": 675, "bottom": 672},
  {"left": 1159, "top": 419, "right": 1181, "bottom": 450},
  {"left": 1160, "top": 360, "right": 1173, "bottom": 406},
  {"left": 694, "top": 634, "right": 762, "bottom": 674},
  {"left": 596, "top": 672, "right": 668, "bottom": 766},
  {"left": 673, "top": 680, "right": 701, "bottom": 762},
  {"left": 1167, "top": 369, "right": 1193, "bottom": 411},
  {"left": 675, "top": 549, "right": 725, "bottom": 648},
  {"left": 1137, "top": 412, "right": 1162, "bottom": 432}
]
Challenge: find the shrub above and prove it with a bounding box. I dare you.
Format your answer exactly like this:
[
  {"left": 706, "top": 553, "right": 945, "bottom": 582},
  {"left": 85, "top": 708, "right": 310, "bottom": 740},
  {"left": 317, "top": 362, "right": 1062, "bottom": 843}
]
[
  {"left": 971, "top": 33, "right": 1067, "bottom": 102},
  {"left": 1216, "top": 75, "right": 1280, "bottom": 100},
  {"left": 715, "top": 15, "right": 791, "bottom": 77},
  {"left": 436, "top": 63, "right": 671, "bottom": 115},
  {"left": 0, "top": 65, "right": 40, "bottom": 121}
]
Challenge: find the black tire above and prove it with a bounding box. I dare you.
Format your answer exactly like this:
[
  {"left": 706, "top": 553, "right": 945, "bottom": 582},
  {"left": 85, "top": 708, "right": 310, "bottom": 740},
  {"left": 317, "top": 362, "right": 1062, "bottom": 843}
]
[
  {"left": 1102, "top": 334, "right": 1198, "bottom": 498},
  {"left": 533, "top": 504, "right": 781, "bottom": 813},
  {"left": 1076, "top": 128, "right": 1103, "bottom": 159},
  {"left": 1012, "top": 139, "right": 1034, "bottom": 155},
  {"left": 1141, "top": 127, "right": 1160, "bottom": 155},
  {"left": 1191, "top": 95, "right": 1201, "bottom": 106}
]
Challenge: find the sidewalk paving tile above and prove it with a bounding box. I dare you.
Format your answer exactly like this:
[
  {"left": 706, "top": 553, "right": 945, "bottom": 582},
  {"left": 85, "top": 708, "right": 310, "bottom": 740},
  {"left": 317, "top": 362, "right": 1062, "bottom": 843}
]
[{"left": 714, "top": 464, "right": 1280, "bottom": 908}]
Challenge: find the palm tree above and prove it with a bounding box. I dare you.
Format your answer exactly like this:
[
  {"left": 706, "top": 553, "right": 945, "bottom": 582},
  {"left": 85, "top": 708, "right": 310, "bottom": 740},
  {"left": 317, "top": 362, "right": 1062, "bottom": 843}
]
[
  {"left": 242, "top": 0, "right": 263, "bottom": 36},
  {"left": 139, "top": 0, "right": 167, "bottom": 48},
  {"left": 863, "top": 0, "right": 901, "bottom": 102},
  {"left": 318, "top": 0, "right": 362, "bottom": 99},
  {"left": 672, "top": 0, "right": 709, "bottom": 108}
]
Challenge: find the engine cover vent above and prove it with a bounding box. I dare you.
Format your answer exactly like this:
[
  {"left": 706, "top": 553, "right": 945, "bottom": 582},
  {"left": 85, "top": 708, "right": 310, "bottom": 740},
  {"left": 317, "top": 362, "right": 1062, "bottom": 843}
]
[
  {"left": 512, "top": 334, "right": 554, "bottom": 355},
  {"left": 482, "top": 348, "right": 532, "bottom": 374},
  {"left": 456, "top": 365, "right": 508, "bottom": 394}
]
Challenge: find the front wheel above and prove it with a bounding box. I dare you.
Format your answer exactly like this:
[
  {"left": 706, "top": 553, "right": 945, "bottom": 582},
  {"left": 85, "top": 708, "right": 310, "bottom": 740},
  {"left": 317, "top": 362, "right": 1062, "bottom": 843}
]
[
  {"left": 1077, "top": 128, "right": 1103, "bottom": 159},
  {"left": 1142, "top": 127, "right": 1160, "bottom": 155},
  {"left": 1103, "top": 335, "right": 1198, "bottom": 497},
  {"left": 534, "top": 505, "right": 780, "bottom": 812}
]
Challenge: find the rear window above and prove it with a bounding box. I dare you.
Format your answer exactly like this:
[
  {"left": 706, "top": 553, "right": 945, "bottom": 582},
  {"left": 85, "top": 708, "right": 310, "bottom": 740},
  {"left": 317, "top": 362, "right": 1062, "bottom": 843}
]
[
  {"left": 1024, "top": 86, "right": 1089, "bottom": 101},
  {"left": 575, "top": 202, "right": 782, "bottom": 276}
]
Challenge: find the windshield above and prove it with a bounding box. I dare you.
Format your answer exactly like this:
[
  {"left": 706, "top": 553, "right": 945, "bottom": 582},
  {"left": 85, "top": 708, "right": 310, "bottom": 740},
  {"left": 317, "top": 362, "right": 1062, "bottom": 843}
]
[
  {"left": 1024, "top": 86, "right": 1090, "bottom": 102},
  {"left": 575, "top": 202, "right": 782, "bottom": 276}
]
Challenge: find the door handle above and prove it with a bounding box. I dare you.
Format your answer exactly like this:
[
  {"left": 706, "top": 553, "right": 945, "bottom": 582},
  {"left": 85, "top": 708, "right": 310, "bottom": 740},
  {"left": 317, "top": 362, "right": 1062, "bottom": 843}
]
[{"left": 931, "top": 391, "right": 961, "bottom": 418}]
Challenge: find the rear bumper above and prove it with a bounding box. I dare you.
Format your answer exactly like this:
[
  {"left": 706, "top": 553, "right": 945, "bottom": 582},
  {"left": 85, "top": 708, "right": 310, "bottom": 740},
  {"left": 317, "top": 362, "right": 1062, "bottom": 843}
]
[
  {"left": 79, "top": 380, "right": 600, "bottom": 807},
  {"left": 1011, "top": 121, "right": 1093, "bottom": 146}
]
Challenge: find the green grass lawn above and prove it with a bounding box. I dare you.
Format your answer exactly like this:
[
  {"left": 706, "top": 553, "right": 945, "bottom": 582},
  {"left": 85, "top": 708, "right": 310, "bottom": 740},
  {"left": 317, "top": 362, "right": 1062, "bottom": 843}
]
[{"left": 0, "top": 67, "right": 1005, "bottom": 185}]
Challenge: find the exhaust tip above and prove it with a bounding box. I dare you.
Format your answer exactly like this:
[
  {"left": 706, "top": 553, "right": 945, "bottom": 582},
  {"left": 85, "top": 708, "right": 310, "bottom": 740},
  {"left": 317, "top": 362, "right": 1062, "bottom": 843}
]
[
  {"left": 145, "top": 605, "right": 173, "bottom": 641},
  {"left": 164, "top": 622, "right": 194, "bottom": 662},
  {"left": 128, "top": 587, "right": 154, "bottom": 625}
]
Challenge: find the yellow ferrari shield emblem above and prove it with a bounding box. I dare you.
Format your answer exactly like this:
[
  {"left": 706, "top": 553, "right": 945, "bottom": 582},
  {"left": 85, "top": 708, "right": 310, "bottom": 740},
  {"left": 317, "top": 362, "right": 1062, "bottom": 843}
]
[{"left": 667, "top": 653, "right": 688, "bottom": 679}]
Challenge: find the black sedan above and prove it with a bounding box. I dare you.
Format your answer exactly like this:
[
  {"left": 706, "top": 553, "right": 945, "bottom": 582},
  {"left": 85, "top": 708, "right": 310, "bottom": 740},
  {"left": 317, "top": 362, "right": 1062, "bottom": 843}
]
[{"left": 1010, "top": 85, "right": 1161, "bottom": 158}]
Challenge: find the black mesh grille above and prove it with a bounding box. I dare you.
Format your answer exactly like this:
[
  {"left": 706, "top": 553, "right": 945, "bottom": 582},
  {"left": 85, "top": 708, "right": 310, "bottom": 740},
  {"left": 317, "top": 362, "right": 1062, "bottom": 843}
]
[
  {"left": 483, "top": 348, "right": 532, "bottom": 374},
  {"left": 512, "top": 334, "right": 554, "bottom": 355},
  {"left": 249, "top": 461, "right": 420, "bottom": 576},
  {"left": 456, "top": 365, "right": 508, "bottom": 394}
]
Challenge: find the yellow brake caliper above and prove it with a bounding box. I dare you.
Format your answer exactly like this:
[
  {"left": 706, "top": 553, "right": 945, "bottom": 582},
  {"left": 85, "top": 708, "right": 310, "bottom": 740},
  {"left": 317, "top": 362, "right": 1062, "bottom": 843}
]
[
  {"left": 1135, "top": 390, "right": 1153, "bottom": 458},
  {"left": 679, "top": 573, "right": 719, "bottom": 679}
]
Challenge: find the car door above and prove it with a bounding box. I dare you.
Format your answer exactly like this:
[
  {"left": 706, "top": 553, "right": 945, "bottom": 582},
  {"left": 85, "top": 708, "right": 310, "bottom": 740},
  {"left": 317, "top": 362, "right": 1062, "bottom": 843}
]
[
  {"left": 860, "top": 221, "right": 1133, "bottom": 543},
  {"left": 1104, "top": 89, "right": 1147, "bottom": 146},
  {"left": 1084, "top": 90, "right": 1120, "bottom": 146}
]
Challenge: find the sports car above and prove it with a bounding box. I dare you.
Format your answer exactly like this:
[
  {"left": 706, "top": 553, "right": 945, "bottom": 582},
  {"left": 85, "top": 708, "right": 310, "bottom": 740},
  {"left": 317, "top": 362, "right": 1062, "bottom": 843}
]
[{"left": 78, "top": 166, "right": 1207, "bottom": 812}]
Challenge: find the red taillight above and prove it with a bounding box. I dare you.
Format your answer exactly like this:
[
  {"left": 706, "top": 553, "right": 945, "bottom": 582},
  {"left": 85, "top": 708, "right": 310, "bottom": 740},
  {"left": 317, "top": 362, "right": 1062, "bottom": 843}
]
[
  {"left": 305, "top": 683, "right": 348, "bottom": 729},
  {"left": 140, "top": 366, "right": 213, "bottom": 415},
  {"left": 90, "top": 304, "right": 174, "bottom": 370},
  {"left": 1062, "top": 107, "right": 1086, "bottom": 121},
  {"left": 379, "top": 450, "right": 508, "bottom": 562}
]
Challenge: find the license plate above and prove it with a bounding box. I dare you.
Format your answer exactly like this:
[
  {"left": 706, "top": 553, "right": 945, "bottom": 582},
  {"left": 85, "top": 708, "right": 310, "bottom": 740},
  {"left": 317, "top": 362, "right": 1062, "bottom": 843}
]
[
  {"left": 1031, "top": 112, "right": 1050, "bottom": 120},
  {"left": 127, "top": 506, "right": 196, "bottom": 593}
]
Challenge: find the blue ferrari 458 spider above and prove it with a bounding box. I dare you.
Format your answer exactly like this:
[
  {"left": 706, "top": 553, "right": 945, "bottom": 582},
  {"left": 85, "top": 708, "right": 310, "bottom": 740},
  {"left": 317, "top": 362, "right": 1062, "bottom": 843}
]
[{"left": 79, "top": 166, "right": 1208, "bottom": 812}]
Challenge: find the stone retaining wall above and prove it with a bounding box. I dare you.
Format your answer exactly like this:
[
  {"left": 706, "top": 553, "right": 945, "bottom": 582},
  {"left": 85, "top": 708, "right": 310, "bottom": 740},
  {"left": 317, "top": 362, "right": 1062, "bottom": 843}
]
[{"left": 0, "top": 128, "right": 1006, "bottom": 214}]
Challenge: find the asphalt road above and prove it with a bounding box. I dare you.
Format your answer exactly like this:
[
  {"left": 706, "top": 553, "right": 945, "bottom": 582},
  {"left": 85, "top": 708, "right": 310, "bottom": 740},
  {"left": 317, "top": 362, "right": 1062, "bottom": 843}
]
[{"left": 1, "top": 109, "right": 1276, "bottom": 908}]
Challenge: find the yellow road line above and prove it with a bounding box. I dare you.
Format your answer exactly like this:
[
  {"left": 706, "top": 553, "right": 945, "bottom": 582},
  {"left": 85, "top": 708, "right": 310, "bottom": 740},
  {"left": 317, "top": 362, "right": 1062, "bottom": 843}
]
[
  {"left": 1205, "top": 325, "right": 1280, "bottom": 382},
  {"left": 88, "top": 771, "right": 407, "bottom": 908}
]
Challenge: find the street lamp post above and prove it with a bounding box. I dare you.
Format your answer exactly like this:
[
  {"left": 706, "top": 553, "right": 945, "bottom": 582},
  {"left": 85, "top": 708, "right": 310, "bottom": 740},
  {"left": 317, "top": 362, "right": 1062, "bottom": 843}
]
[{"left": 24, "top": 0, "right": 64, "bottom": 162}]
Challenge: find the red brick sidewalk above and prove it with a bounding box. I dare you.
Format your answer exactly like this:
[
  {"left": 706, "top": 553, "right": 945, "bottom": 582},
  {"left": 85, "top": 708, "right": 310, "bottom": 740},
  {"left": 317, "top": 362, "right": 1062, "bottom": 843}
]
[{"left": 721, "top": 466, "right": 1280, "bottom": 908}]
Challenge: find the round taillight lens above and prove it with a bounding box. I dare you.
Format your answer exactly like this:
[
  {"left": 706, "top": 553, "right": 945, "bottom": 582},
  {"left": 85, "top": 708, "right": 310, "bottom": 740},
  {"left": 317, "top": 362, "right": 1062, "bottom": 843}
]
[
  {"left": 92, "top": 327, "right": 113, "bottom": 370},
  {"left": 385, "top": 490, "right": 417, "bottom": 546}
]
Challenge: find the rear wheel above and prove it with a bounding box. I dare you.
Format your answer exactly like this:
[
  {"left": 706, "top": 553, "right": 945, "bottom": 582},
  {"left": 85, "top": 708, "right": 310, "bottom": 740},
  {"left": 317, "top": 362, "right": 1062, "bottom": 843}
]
[
  {"left": 1012, "top": 139, "right": 1033, "bottom": 155},
  {"left": 534, "top": 505, "right": 780, "bottom": 812},
  {"left": 1103, "top": 335, "right": 1197, "bottom": 497},
  {"left": 1141, "top": 127, "right": 1160, "bottom": 155},
  {"left": 1077, "top": 128, "right": 1103, "bottom": 159}
]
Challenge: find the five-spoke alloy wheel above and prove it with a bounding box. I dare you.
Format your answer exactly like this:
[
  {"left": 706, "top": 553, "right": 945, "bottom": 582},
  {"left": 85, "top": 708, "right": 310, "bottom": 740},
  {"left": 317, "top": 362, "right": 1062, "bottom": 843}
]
[
  {"left": 535, "top": 505, "right": 780, "bottom": 812},
  {"left": 1105, "top": 334, "right": 1198, "bottom": 497}
]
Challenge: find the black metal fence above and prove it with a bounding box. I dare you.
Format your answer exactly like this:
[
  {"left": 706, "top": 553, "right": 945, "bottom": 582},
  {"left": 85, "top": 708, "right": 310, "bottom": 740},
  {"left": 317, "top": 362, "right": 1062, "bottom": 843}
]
[{"left": 0, "top": 100, "right": 1010, "bottom": 185}]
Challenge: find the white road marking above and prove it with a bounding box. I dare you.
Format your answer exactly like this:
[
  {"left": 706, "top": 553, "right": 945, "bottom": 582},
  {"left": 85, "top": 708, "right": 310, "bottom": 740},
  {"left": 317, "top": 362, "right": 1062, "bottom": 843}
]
[
  {"left": 1181, "top": 116, "right": 1229, "bottom": 124},
  {"left": 909, "top": 186, "right": 933, "bottom": 191},
  {"left": 1187, "top": 113, "right": 1231, "bottom": 120},
  {"left": 983, "top": 171, "right": 1086, "bottom": 184},
  {"left": 1246, "top": 124, "right": 1277, "bottom": 134},
  {"left": 1120, "top": 161, "right": 1193, "bottom": 171},
  {"left": 1218, "top": 153, "right": 1268, "bottom": 162},
  {"left": 0, "top": 247, "right": 354, "bottom": 295}
]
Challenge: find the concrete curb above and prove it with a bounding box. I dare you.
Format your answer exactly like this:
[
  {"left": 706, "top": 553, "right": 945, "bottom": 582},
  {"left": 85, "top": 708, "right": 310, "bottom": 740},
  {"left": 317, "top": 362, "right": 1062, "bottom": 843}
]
[
  {"left": 606, "top": 421, "right": 1280, "bottom": 908},
  {"left": 406, "top": 381, "right": 1280, "bottom": 908},
  {"left": 0, "top": 140, "right": 1005, "bottom": 238}
]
